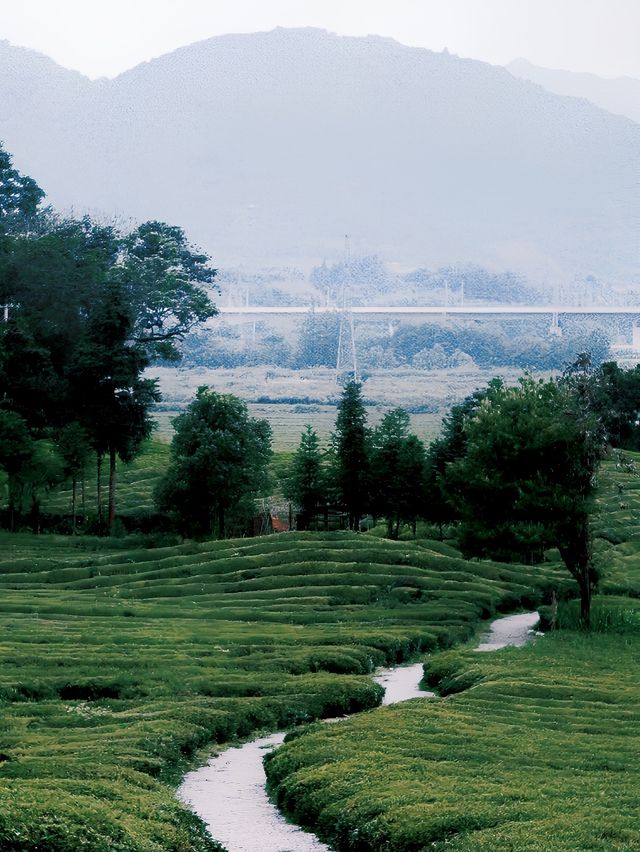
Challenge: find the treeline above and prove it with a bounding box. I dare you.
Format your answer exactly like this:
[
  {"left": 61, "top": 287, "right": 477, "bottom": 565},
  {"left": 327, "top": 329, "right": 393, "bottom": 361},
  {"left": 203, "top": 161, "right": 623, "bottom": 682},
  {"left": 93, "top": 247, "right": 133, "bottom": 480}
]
[
  {"left": 179, "top": 312, "right": 612, "bottom": 372},
  {"left": 286, "top": 361, "right": 640, "bottom": 537},
  {"left": 310, "top": 256, "right": 547, "bottom": 305},
  {"left": 285, "top": 361, "right": 640, "bottom": 623},
  {"left": 0, "top": 143, "right": 216, "bottom": 533}
]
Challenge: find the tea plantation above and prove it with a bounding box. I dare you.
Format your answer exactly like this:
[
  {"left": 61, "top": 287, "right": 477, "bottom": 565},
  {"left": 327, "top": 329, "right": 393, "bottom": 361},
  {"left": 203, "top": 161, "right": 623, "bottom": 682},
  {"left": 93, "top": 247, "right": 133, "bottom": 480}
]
[
  {"left": 264, "top": 453, "right": 640, "bottom": 851},
  {"left": 0, "top": 449, "right": 637, "bottom": 850}
]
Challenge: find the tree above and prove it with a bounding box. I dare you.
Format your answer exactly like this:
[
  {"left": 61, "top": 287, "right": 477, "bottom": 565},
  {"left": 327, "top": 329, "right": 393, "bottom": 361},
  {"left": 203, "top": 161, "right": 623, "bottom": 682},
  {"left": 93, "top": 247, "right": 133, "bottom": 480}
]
[
  {"left": 284, "top": 425, "right": 326, "bottom": 529},
  {"left": 68, "top": 280, "right": 161, "bottom": 532},
  {"left": 117, "top": 220, "right": 218, "bottom": 361},
  {"left": 422, "top": 381, "right": 499, "bottom": 538},
  {"left": 443, "top": 376, "right": 604, "bottom": 625},
  {"left": 155, "top": 387, "right": 272, "bottom": 538},
  {"left": 0, "top": 146, "right": 219, "bottom": 534},
  {"left": 293, "top": 311, "right": 340, "bottom": 368},
  {"left": 333, "top": 381, "right": 369, "bottom": 530},
  {"left": 370, "top": 408, "right": 427, "bottom": 538},
  {"left": 0, "top": 409, "right": 34, "bottom": 530},
  {"left": 0, "top": 143, "right": 46, "bottom": 236},
  {"left": 56, "top": 422, "right": 91, "bottom": 532},
  {"left": 589, "top": 361, "right": 640, "bottom": 450}
]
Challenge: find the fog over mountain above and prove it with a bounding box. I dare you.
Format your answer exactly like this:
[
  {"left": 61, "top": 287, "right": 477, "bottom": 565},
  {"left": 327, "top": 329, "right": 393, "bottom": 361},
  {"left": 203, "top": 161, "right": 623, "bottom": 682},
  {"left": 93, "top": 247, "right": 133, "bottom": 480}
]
[
  {"left": 507, "top": 58, "right": 640, "bottom": 125},
  {"left": 1, "top": 29, "right": 638, "bottom": 286}
]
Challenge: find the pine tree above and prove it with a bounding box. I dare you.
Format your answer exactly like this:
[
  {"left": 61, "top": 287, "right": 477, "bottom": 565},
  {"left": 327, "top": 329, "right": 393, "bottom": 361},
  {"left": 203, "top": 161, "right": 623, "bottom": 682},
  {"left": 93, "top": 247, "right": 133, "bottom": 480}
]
[
  {"left": 333, "top": 381, "right": 369, "bottom": 530},
  {"left": 285, "top": 425, "right": 325, "bottom": 529}
]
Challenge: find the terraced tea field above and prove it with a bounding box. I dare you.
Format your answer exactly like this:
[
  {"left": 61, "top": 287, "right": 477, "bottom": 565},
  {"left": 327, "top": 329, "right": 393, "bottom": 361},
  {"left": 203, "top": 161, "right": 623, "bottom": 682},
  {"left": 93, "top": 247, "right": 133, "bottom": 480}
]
[
  {"left": 264, "top": 453, "right": 640, "bottom": 851},
  {"left": 0, "top": 530, "right": 564, "bottom": 851},
  {"left": 1, "top": 450, "right": 638, "bottom": 850},
  {"left": 266, "top": 615, "right": 640, "bottom": 851}
]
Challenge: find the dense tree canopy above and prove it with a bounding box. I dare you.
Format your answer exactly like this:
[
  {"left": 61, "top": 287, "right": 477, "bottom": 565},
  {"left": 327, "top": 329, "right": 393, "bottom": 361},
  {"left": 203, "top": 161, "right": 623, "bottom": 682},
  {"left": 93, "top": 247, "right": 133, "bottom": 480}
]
[
  {"left": 443, "top": 376, "right": 604, "bottom": 623},
  {"left": 0, "top": 142, "right": 217, "bottom": 532},
  {"left": 590, "top": 360, "right": 640, "bottom": 450},
  {"left": 155, "top": 387, "right": 272, "bottom": 538}
]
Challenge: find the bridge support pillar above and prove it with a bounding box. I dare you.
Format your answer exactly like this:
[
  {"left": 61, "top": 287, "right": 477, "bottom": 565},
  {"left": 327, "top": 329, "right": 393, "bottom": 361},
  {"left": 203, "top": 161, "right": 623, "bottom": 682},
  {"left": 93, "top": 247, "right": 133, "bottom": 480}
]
[{"left": 549, "top": 311, "right": 562, "bottom": 337}]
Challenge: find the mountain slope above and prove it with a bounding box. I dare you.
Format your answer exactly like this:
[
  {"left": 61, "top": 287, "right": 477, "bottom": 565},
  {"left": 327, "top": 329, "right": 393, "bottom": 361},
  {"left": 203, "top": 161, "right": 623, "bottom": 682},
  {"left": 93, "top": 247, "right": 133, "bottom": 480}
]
[
  {"left": 1, "top": 29, "right": 638, "bottom": 283},
  {"left": 508, "top": 57, "right": 640, "bottom": 125}
]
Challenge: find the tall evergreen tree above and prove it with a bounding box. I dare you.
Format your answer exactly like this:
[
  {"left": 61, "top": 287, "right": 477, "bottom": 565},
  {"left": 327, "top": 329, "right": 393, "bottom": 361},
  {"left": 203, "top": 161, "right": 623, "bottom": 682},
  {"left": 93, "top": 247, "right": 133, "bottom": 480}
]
[
  {"left": 333, "top": 381, "right": 369, "bottom": 530},
  {"left": 284, "top": 425, "right": 326, "bottom": 529},
  {"left": 370, "top": 409, "right": 427, "bottom": 538}
]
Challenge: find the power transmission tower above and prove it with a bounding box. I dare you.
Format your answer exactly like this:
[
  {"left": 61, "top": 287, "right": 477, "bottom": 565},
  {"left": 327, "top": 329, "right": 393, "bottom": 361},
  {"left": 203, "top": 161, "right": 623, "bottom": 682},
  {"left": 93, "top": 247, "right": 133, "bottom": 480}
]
[{"left": 335, "top": 235, "right": 358, "bottom": 384}]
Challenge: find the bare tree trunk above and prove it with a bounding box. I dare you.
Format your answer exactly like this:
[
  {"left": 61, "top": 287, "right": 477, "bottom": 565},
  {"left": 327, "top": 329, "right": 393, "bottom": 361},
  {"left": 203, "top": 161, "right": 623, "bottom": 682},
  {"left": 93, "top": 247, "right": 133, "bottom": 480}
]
[
  {"left": 96, "top": 453, "right": 103, "bottom": 534},
  {"left": 579, "top": 574, "right": 592, "bottom": 628},
  {"left": 108, "top": 445, "right": 117, "bottom": 534},
  {"left": 31, "top": 494, "right": 40, "bottom": 534},
  {"left": 71, "top": 476, "right": 77, "bottom": 534}
]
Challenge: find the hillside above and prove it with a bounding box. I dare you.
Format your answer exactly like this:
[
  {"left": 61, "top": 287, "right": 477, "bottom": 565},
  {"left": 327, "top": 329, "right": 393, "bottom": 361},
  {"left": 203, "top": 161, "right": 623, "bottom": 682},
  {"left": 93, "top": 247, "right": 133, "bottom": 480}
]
[
  {"left": 0, "top": 448, "right": 638, "bottom": 850},
  {"left": 0, "top": 529, "right": 564, "bottom": 851},
  {"left": 508, "top": 57, "right": 640, "bottom": 125},
  {"left": 265, "top": 453, "right": 640, "bottom": 850},
  {"left": 0, "top": 29, "right": 638, "bottom": 284}
]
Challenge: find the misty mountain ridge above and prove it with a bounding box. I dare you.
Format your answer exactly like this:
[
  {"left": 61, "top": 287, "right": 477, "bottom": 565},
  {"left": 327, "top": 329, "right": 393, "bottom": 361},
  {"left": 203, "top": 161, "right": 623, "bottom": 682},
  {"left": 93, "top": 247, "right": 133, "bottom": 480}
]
[
  {"left": 0, "top": 28, "right": 638, "bottom": 290},
  {"left": 507, "top": 58, "right": 640, "bottom": 125}
]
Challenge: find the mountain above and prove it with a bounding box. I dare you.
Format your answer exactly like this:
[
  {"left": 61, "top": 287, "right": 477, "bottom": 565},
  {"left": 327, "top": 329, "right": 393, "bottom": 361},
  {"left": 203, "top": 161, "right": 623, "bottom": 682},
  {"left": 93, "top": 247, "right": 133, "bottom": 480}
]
[
  {"left": 1, "top": 29, "right": 638, "bottom": 285},
  {"left": 507, "top": 58, "right": 640, "bottom": 125}
]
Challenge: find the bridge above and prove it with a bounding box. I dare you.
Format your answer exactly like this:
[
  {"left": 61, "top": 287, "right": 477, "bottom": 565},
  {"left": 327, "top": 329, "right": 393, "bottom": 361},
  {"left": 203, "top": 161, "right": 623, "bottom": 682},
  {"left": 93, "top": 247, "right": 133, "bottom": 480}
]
[
  {"left": 215, "top": 303, "right": 640, "bottom": 357},
  {"left": 218, "top": 305, "right": 640, "bottom": 316}
]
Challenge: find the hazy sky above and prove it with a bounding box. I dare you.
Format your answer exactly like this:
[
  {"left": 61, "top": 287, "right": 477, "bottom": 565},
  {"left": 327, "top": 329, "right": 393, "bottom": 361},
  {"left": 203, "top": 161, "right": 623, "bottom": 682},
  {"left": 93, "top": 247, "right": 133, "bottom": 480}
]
[{"left": 2, "top": 0, "right": 639, "bottom": 80}]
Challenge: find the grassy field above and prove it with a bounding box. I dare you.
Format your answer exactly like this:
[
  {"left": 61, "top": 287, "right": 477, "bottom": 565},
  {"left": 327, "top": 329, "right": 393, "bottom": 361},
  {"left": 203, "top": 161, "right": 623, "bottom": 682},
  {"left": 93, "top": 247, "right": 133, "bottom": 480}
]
[
  {"left": 42, "top": 441, "right": 172, "bottom": 525},
  {"left": 263, "top": 453, "right": 640, "bottom": 851},
  {"left": 0, "top": 526, "right": 566, "bottom": 851}
]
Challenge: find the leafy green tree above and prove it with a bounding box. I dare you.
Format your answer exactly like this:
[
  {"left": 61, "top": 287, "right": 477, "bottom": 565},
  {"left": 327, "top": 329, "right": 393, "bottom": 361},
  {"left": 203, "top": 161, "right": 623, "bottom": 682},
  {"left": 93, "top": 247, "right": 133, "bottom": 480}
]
[
  {"left": 284, "top": 425, "right": 326, "bottom": 529},
  {"left": 0, "top": 409, "right": 34, "bottom": 530},
  {"left": 422, "top": 381, "right": 499, "bottom": 537},
  {"left": 0, "top": 143, "right": 46, "bottom": 236},
  {"left": 0, "top": 145, "right": 218, "bottom": 534},
  {"left": 589, "top": 361, "right": 640, "bottom": 450},
  {"left": 333, "top": 381, "right": 369, "bottom": 530},
  {"left": 155, "top": 387, "right": 272, "bottom": 538},
  {"left": 370, "top": 408, "right": 427, "bottom": 538},
  {"left": 444, "top": 376, "right": 604, "bottom": 625},
  {"left": 117, "top": 220, "right": 218, "bottom": 361}
]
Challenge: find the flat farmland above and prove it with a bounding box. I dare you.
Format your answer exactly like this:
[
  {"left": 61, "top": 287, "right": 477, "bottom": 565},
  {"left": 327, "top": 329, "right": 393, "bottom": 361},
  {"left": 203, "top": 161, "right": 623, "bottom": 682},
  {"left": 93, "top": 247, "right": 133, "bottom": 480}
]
[{"left": 150, "top": 365, "right": 525, "bottom": 450}]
